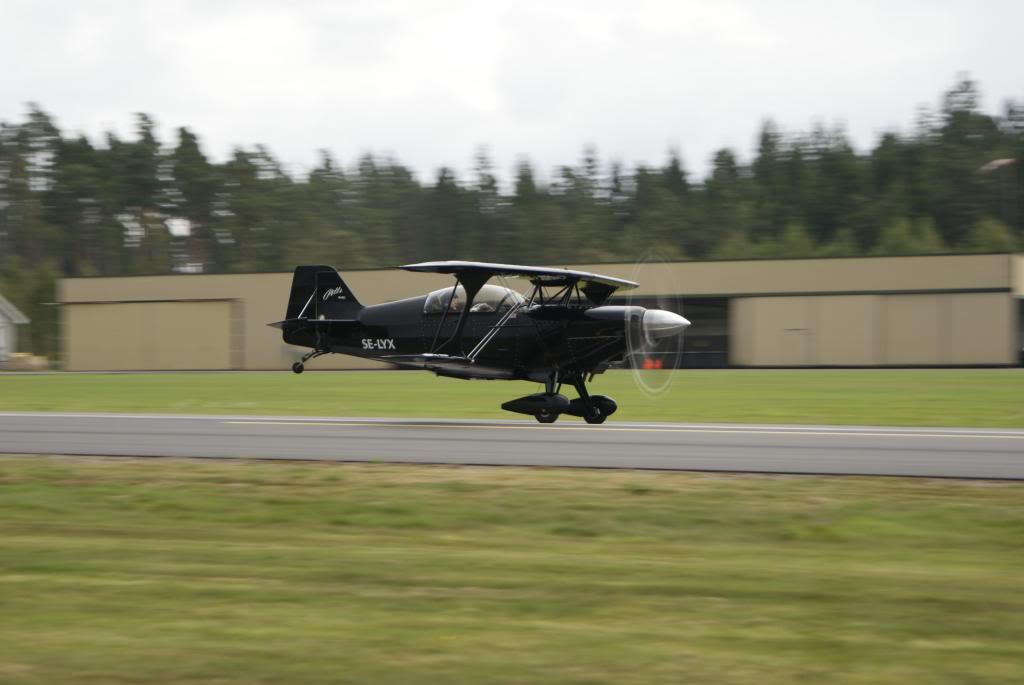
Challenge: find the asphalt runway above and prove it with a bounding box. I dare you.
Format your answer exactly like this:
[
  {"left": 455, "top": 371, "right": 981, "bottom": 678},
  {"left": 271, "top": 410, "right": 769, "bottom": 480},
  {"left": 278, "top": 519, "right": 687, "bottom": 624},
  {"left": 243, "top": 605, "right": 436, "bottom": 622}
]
[{"left": 1, "top": 412, "right": 1023, "bottom": 479}]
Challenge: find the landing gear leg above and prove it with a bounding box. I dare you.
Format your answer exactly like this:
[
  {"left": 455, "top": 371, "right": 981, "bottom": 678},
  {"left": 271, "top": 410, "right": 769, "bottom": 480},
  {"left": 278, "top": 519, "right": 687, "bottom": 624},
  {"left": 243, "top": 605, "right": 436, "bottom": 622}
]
[
  {"left": 571, "top": 374, "right": 606, "bottom": 424},
  {"left": 293, "top": 349, "right": 327, "bottom": 374},
  {"left": 534, "top": 372, "right": 562, "bottom": 423}
]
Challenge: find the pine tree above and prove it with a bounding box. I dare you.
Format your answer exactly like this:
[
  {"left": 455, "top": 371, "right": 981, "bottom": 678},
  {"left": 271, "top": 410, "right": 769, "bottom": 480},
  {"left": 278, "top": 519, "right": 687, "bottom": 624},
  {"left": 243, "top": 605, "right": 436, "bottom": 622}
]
[
  {"left": 875, "top": 219, "right": 919, "bottom": 255},
  {"left": 969, "top": 216, "right": 1016, "bottom": 252},
  {"left": 171, "top": 127, "right": 219, "bottom": 271}
]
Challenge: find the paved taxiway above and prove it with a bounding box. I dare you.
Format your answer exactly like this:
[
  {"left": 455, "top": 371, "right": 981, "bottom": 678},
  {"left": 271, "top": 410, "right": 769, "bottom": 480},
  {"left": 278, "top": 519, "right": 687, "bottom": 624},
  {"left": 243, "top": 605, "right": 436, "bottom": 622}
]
[{"left": 1, "top": 412, "right": 1022, "bottom": 478}]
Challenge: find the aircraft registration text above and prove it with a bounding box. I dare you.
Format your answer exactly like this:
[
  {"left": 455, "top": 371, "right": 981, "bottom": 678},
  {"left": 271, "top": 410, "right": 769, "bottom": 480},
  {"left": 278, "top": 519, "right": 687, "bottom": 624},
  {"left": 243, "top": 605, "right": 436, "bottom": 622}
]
[{"left": 362, "top": 338, "right": 396, "bottom": 350}]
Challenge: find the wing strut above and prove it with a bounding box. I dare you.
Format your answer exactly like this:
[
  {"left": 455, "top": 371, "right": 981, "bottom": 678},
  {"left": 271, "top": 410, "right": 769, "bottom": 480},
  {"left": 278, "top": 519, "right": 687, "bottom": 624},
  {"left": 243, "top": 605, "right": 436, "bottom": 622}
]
[{"left": 467, "top": 299, "right": 524, "bottom": 362}]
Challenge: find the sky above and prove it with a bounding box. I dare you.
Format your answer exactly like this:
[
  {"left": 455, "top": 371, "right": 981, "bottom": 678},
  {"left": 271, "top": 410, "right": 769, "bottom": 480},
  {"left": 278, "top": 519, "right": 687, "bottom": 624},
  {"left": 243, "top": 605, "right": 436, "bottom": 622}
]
[{"left": 2, "top": 0, "right": 1022, "bottom": 184}]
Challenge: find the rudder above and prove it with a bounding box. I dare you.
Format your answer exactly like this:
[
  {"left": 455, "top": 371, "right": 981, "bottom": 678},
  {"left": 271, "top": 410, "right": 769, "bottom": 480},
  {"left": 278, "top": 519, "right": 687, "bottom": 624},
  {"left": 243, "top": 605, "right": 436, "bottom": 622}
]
[{"left": 285, "top": 265, "right": 362, "bottom": 320}]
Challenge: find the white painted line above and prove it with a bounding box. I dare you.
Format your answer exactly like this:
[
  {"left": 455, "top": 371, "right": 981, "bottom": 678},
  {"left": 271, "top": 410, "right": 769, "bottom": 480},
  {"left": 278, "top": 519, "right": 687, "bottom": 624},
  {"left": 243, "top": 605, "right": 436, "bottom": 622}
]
[
  {"left": 220, "top": 420, "right": 1024, "bottom": 440},
  {"left": 1, "top": 412, "right": 1022, "bottom": 439}
]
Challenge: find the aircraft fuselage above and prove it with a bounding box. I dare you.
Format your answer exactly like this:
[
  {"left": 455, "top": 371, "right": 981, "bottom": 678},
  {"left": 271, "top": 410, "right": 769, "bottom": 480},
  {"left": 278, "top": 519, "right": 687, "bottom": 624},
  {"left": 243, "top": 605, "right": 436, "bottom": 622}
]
[{"left": 283, "top": 295, "right": 630, "bottom": 381}]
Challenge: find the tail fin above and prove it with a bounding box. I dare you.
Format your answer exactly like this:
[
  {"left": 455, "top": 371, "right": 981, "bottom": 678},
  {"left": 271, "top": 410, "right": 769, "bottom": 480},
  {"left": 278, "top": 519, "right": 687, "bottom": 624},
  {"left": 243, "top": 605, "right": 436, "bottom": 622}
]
[{"left": 285, "top": 265, "right": 362, "bottom": 320}]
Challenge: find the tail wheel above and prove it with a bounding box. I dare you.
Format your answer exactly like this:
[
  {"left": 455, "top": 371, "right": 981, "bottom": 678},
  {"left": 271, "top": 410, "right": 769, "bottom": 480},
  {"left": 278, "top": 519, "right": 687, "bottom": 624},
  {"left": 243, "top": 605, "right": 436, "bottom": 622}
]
[
  {"left": 292, "top": 362, "right": 304, "bottom": 374},
  {"left": 535, "top": 409, "right": 558, "bottom": 424}
]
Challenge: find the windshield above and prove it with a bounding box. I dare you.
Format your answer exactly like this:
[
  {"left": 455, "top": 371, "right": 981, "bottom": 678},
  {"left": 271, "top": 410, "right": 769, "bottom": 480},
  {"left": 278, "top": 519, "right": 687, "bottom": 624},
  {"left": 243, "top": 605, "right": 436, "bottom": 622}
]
[{"left": 423, "top": 284, "right": 525, "bottom": 314}]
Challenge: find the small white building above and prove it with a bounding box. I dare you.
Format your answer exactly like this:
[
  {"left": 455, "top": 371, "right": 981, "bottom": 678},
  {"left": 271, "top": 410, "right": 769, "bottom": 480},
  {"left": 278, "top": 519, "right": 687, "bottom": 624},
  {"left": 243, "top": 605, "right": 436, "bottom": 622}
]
[{"left": 0, "top": 293, "right": 30, "bottom": 367}]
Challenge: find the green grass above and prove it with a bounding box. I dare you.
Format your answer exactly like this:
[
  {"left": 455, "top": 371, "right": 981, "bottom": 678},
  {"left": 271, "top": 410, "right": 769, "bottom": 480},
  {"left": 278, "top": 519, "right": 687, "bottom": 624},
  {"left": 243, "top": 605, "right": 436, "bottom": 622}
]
[
  {"left": 1, "top": 369, "right": 1023, "bottom": 426},
  {"left": 0, "top": 456, "right": 1022, "bottom": 684}
]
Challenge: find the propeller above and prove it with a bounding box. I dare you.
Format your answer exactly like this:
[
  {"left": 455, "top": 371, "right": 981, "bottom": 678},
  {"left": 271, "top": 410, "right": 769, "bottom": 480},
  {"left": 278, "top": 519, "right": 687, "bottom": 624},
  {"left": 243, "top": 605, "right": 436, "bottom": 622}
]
[{"left": 624, "top": 251, "right": 690, "bottom": 397}]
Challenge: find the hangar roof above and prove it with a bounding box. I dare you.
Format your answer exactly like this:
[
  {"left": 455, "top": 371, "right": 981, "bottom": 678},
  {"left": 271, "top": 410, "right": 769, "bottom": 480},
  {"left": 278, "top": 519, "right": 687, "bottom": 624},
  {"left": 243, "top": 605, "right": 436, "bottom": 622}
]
[{"left": 59, "top": 253, "right": 1021, "bottom": 304}]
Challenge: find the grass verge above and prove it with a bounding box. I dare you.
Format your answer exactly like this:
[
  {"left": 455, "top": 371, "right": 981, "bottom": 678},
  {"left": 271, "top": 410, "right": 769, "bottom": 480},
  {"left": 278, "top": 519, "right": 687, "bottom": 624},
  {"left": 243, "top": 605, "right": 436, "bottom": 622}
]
[
  {"left": 1, "top": 369, "right": 1023, "bottom": 426},
  {"left": 1, "top": 456, "right": 1022, "bottom": 684}
]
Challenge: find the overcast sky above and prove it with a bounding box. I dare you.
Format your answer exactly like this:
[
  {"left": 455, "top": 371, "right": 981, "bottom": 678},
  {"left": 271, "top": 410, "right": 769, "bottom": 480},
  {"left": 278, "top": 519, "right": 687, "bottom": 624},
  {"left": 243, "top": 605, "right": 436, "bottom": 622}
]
[{"left": 3, "top": 0, "right": 1022, "bottom": 183}]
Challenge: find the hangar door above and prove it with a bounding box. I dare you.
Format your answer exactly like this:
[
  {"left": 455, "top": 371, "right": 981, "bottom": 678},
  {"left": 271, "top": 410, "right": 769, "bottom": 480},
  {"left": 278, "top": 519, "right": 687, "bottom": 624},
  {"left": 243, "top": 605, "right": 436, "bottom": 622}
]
[
  {"left": 730, "top": 292, "right": 1015, "bottom": 366},
  {"left": 65, "top": 300, "right": 233, "bottom": 371}
]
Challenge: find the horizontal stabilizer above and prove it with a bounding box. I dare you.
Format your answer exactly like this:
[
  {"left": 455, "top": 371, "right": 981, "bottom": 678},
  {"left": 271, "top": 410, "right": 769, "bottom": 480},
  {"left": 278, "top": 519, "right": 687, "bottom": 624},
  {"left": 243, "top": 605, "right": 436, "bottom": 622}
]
[{"left": 268, "top": 317, "right": 358, "bottom": 330}]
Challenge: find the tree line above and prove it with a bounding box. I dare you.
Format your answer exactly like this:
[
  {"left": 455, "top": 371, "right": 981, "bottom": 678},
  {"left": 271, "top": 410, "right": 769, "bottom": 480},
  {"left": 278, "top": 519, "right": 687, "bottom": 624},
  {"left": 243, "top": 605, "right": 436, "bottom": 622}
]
[{"left": 1, "top": 76, "right": 1022, "bottom": 358}]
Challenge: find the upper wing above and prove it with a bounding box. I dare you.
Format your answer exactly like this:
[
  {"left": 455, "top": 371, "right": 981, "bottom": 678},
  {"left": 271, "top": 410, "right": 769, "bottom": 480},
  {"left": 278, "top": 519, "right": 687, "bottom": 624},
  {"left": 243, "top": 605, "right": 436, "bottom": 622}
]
[{"left": 400, "top": 261, "right": 638, "bottom": 304}]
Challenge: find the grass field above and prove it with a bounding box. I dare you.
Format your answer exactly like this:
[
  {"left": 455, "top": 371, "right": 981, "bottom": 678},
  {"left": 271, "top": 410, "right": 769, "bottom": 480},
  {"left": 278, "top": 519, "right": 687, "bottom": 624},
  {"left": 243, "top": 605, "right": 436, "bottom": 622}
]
[
  {"left": 1, "top": 369, "right": 1022, "bottom": 426},
  {"left": 1, "top": 456, "right": 1022, "bottom": 684}
]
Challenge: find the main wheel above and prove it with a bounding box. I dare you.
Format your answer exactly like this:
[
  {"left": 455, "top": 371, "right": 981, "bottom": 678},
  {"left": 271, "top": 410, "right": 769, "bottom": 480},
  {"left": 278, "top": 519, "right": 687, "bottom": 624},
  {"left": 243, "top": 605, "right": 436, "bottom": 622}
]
[
  {"left": 292, "top": 362, "right": 304, "bottom": 374},
  {"left": 583, "top": 405, "right": 606, "bottom": 424},
  {"left": 535, "top": 409, "right": 558, "bottom": 424}
]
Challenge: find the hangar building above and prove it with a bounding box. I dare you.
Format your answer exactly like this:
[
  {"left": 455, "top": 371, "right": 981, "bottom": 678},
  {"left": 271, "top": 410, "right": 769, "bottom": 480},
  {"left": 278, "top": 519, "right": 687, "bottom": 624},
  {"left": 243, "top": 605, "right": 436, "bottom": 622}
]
[{"left": 58, "top": 253, "right": 1024, "bottom": 371}]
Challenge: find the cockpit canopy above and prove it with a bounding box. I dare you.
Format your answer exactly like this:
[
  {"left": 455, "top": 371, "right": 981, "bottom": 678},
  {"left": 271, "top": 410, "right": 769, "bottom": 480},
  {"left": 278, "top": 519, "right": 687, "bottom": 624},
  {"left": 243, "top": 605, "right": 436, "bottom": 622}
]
[{"left": 423, "top": 284, "right": 526, "bottom": 314}]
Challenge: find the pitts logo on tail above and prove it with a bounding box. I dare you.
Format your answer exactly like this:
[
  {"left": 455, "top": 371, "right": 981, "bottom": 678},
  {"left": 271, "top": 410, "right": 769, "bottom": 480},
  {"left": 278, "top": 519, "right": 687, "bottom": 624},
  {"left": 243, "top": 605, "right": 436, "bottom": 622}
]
[{"left": 322, "top": 286, "right": 348, "bottom": 301}]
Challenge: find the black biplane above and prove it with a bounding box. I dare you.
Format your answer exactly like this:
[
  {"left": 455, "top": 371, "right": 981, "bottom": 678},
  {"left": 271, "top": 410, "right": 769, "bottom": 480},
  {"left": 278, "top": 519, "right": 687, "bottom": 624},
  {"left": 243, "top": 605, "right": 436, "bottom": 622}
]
[{"left": 270, "top": 262, "right": 689, "bottom": 424}]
